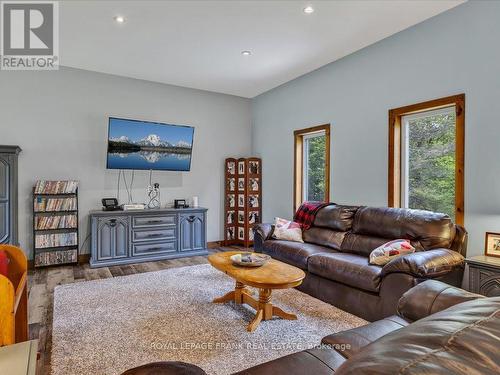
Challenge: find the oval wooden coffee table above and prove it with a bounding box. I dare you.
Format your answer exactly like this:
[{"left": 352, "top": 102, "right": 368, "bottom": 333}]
[{"left": 208, "top": 251, "right": 306, "bottom": 332}]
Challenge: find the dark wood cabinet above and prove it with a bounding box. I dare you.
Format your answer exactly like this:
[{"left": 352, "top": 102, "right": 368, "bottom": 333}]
[
  {"left": 467, "top": 256, "right": 500, "bottom": 297},
  {"left": 0, "top": 146, "right": 21, "bottom": 246},
  {"left": 223, "top": 157, "right": 262, "bottom": 247}
]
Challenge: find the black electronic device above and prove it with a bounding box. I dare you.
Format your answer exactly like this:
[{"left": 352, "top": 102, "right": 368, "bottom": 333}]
[
  {"left": 102, "top": 198, "right": 121, "bottom": 211},
  {"left": 174, "top": 199, "right": 189, "bottom": 209}
]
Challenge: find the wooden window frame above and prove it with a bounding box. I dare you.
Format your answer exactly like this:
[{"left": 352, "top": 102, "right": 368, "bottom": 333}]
[
  {"left": 388, "top": 94, "right": 465, "bottom": 225},
  {"left": 294, "top": 124, "right": 331, "bottom": 212}
]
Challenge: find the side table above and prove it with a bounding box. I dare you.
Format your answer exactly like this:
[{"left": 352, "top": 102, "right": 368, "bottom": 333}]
[
  {"left": 466, "top": 255, "right": 500, "bottom": 296},
  {"left": 0, "top": 340, "right": 38, "bottom": 374}
]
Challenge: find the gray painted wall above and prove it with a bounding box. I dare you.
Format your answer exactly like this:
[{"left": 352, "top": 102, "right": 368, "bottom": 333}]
[
  {"left": 252, "top": 1, "right": 500, "bottom": 257},
  {"left": 0, "top": 67, "right": 251, "bottom": 258}
]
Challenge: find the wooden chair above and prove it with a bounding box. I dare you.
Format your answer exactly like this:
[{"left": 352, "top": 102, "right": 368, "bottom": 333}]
[{"left": 0, "top": 244, "right": 28, "bottom": 346}]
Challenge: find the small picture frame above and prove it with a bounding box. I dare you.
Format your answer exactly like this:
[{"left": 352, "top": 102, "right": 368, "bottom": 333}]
[
  {"left": 228, "top": 178, "right": 235, "bottom": 191},
  {"left": 226, "top": 227, "right": 235, "bottom": 240},
  {"left": 249, "top": 195, "right": 259, "bottom": 208},
  {"left": 238, "top": 178, "right": 245, "bottom": 191},
  {"left": 485, "top": 232, "right": 500, "bottom": 257},
  {"left": 248, "top": 211, "right": 259, "bottom": 224},
  {"left": 248, "top": 161, "right": 260, "bottom": 174},
  {"left": 249, "top": 229, "right": 254, "bottom": 241},
  {"left": 238, "top": 227, "right": 245, "bottom": 240},
  {"left": 238, "top": 194, "right": 245, "bottom": 207},
  {"left": 238, "top": 161, "right": 245, "bottom": 175},
  {"left": 249, "top": 178, "right": 259, "bottom": 191},
  {"left": 227, "top": 161, "right": 235, "bottom": 175},
  {"left": 226, "top": 211, "right": 235, "bottom": 224},
  {"left": 238, "top": 211, "right": 245, "bottom": 224},
  {"left": 227, "top": 194, "right": 235, "bottom": 208}
]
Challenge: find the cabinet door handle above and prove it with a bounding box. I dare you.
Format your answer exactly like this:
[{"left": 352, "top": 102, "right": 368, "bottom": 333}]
[
  {"left": 147, "top": 233, "right": 163, "bottom": 238},
  {"left": 187, "top": 215, "right": 196, "bottom": 222},
  {"left": 150, "top": 247, "right": 163, "bottom": 251},
  {"left": 109, "top": 219, "right": 117, "bottom": 227},
  {"left": 148, "top": 220, "right": 164, "bottom": 224}
]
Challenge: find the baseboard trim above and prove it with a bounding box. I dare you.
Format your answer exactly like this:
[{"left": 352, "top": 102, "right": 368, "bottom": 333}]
[
  {"left": 29, "top": 243, "right": 224, "bottom": 269},
  {"left": 79, "top": 254, "right": 90, "bottom": 264},
  {"left": 207, "top": 241, "right": 222, "bottom": 249}
]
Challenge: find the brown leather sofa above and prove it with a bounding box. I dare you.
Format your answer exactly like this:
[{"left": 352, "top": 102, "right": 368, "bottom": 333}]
[
  {"left": 253, "top": 205, "right": 467, "bottom": 321},
  {"left": 234, "top": 280, "right": 498, "bottom": 375},
  {"left": 122, "top": 281, "right": 500, "bottom": 375}
]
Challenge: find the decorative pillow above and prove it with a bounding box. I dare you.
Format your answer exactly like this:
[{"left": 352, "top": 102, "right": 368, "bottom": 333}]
[
  {"left": 369, "top": 239, "right": 415, "bottom": 266},
  {"left": 272, "top": 217, "right": 304, "bottom": 243},
  {"left": 0, "top": 250, "right": 9, "bottom": 277}
]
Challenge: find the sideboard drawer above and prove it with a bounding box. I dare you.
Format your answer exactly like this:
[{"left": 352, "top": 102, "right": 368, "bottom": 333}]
[
  {"left": 132, "top": 227, "right": 176, "bottom": 242},
  {"left": 133, "top": 215, "right": 176, "bottom": 228},
  {"left": 132, "top": 241, "right": 177, "bottom": 257}
]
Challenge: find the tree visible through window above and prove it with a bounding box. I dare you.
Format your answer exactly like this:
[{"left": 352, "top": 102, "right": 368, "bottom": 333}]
[
  {"left": 294, "top": 124, "right": 330, "bottom": 211},
  {"left": 389, "top": 95, "right": 464, "bottom": 225},
  {"left": 304, "top": 134, "right": 326, "bottom": 201},
  {"left": 403, "top": 108, "right": 456, "bottom": 220}
]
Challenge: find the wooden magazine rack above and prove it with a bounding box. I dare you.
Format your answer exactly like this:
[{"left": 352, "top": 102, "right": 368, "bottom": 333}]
[{"left": 0, "top": 245, "right": 28, "bottom": 346}]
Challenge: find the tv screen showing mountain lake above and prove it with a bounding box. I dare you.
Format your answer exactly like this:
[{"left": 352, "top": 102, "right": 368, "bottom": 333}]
[{"left": 107, "top": 118, "right": 194, "bottom": 171}]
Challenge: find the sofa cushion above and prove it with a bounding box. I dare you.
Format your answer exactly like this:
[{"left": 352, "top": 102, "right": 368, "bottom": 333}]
[
  {"left": 335, "top": 297, "right": 500, "bottom": 375},
  {"left": 369, "top": 239, "right": 415, "bottom": 265},
  {"left": 321, "top": 315, "right": 409, "bottom": 358},
  {"left": 351, "top": 206, "right": 456, "bottom": 250},
  {"left": 262, "top": 240, "right": 335, "bottom": 270},
  {"left": 234, "top": 347, "right": 346, "bottom": 375},
  {"left": 308, "top": 253, "right": 383, "bottom": 293},
  {"left": 303, "top": 227, "right": 346, "bottom": 250},
  {"left": 341, "top": 233, "right": 399, "bottom": 257},
  {"left": 313, "top": 204, "right": 359, "bottom": 231},
  {"left": 272, "top": 217, "right": 304, "bottom": 243}
]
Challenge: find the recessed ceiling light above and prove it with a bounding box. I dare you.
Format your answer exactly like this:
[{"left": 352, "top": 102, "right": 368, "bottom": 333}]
[
  {"left": 114, "top": 15, "right": 126, "bottom": 23},
  {"left": 241, "top": 50, "right": 252, "bottom": 56},
  {"left": 303, "top": 6, "right": 314, "bottom": 14}
]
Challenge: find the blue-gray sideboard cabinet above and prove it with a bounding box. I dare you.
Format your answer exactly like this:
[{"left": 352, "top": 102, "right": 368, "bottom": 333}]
[{"left": 89, "top": 207, "right": 208, "bottom": 267}]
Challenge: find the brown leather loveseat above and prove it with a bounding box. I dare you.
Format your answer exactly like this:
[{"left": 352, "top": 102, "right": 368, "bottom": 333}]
[
  {"left": 234, "top": 280, "right": 499, "bottom": 375},
  {"left": 253, "top": 205, "right": 467, "bottom": 321},
  {"left": 122, "top": 281, "right": 500, "bottom": 375}
]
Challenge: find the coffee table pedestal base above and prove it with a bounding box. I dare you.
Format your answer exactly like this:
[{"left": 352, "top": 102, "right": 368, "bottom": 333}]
[{"left": 213, "top": 281, "right": 297, "bottom": 332}]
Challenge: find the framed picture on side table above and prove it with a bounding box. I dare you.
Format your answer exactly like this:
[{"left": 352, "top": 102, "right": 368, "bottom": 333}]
[{"left": 485, "top": 232, "right": 500, "bottom": 257}]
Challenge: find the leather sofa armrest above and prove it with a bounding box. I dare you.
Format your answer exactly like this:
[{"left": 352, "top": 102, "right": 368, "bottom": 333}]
[
  {"left": 233, "top": 347, "right": 346, "bottom": 375},
  {"left": 450, "top": 224, "right": 468, "bottom": 256},
  {"left": 380, "top": 248, "right": 465, "bottom": 279},
  {"left": 397, "top": 279, "right": 484, "bottom": 322},
  {"left": 252, "top": 223, "right": 274, "bottom": 253}
]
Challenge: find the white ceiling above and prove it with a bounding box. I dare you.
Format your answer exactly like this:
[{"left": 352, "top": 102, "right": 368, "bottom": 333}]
[{"left": 60, "top": 1, "right": 465, "bottom": 98}]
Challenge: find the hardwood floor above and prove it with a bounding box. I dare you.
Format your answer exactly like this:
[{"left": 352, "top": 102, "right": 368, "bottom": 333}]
[{"left": 27, "top": 246, "right": 244, "bottom": 375}]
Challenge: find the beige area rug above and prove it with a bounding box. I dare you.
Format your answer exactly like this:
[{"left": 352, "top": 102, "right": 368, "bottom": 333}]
[{"left": 52, "top": 264, "right": 367, "bottom": 375}]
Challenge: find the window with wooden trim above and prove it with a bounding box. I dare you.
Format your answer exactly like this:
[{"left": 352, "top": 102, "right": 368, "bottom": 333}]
[
  {"left": 294, "top": 124, "right": 330, "bottom": 212},
  {"left": 389, "top": 94, "right": 465, "bottom": 225}
]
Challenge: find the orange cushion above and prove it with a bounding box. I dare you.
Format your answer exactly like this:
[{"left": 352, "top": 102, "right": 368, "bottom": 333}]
[{"left": 0, "top": 250, "right": 9, "bottom": 277}]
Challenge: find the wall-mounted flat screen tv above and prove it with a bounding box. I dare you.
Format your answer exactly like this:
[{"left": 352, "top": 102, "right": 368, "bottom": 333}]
[{"left": 106, "top": 117, "right": 195, "bottom": 171}]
